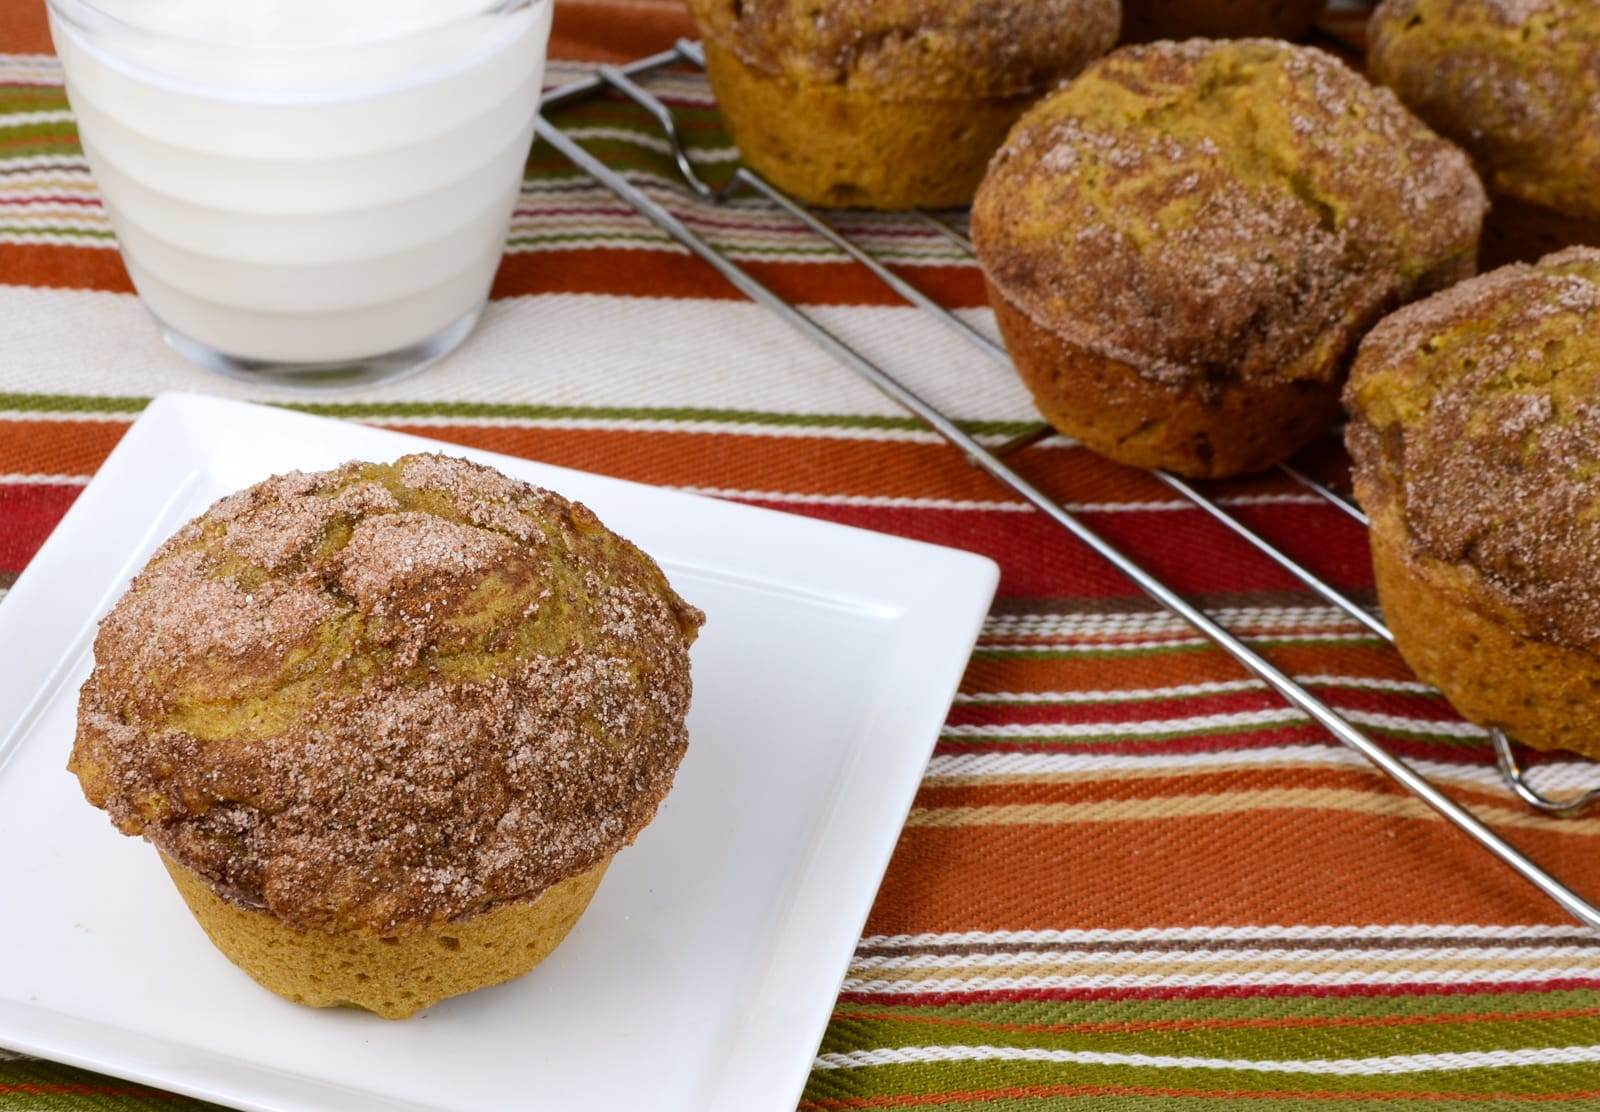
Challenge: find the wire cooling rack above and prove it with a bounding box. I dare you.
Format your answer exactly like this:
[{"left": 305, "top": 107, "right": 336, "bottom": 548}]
[{"left": 534, "top": 43, "right": 1600, "bottom": 929}]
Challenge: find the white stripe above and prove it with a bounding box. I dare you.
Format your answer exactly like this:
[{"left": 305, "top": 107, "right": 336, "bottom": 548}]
[
  {"left": 812, "top": 1043, "right": 1600, "bottom": 1075},
  {"left": 841, "top": 967, "right": 1600, "bottom": 994},
  {"left": 974, "top": 633, "right": 1385, "bottom": 653},
  {"left": 0, "top": 109, "right": 74, "bottom": 127},
  {"left": 941, "top": 708, "right": 1487, "bottom": 740},
  {"left": 0, "top": 287, "right": 1043, "bottom": 424},
  {"left": 849, "top": 944, "right": 1600, "bottom": 970},
  {"left": 953, "top": 676, "right": 1435, "bottom": 703},
  {"left": 0, "top": 473, "right": 89, "bottom": 486},
  {"left": 983, "top": 606, "right": 1370, "bottom": 633},
  {"left": 647, "top": 487, "right": 1326, "bottom": 515},
  {"left": 860, "top": 924, "right": 1600, "bottom": 948},
  {"left": 922, "top": 747, "right": 1600, "bottom": 792},
  {"left": 558, "top": 126, "right": 740, "bottom": 164}
]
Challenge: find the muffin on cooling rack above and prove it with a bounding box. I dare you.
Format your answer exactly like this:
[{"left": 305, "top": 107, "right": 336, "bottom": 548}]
[
  {"left": 70, "top": 454, "right": 703, "bottom": 1018},
  {"left": 685, "top": 0, "right": 1121, "bottom": 209},
  {"left": 1120, "top": 0, "right": 1323, "bottom": 42},
  {"left": 1368, "top": 0, "right": 1600, "bottom": 265},
  {"left": 1345, "top": 247, "right": 1600, "bottom": 758},
  {"left": 971, "top": 39, "right": 1487, "bottom": 478}
]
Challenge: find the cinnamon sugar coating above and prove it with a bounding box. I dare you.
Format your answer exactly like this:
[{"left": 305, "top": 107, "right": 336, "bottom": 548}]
[
  {"left": 70, "top": 455, "right": 704, "bottom": 935},
  {"left": 1345, "top": 247, "right": 1600, "bottom": 650},
  {"left": 972, "top": 39, "right": 1487, "bottom": 390},
  {"left": 1368, "top": 0, "right": 1600, "bottom": 221},
  {"left": 685, "top": 0, "right": 1121, "bottom": 101}
]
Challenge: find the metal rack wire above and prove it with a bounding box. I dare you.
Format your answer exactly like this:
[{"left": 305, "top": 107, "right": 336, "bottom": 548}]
[{"left": 534, "top": 43, "right": 1600, "bottom": 929}]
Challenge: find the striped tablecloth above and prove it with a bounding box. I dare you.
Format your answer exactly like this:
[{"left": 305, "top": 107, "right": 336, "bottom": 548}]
[{"left": 5, "top": 2, "right": 1600, "bottom": 1107}]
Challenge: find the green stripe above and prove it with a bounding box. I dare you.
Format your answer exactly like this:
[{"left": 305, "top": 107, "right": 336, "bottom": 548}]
[
  {"left": 802, "top": 1058, "right": 1600, "bottom": 1100},
  {"left": 0, "top": 392, "right": 1037, "bottom": 436},
  {"left": 0, "top": 1057, "right": 213, "bottom": 1110}
]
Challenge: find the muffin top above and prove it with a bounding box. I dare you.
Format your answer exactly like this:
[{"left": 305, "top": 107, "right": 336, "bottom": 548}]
[
  {"left": 1368, "top": 0, "right": 1600, "bottom": 218},
  {"left": 686, "top": 0, "right": 1121, "bottom": 101},
  {"left": 71, "top": 455, "right": 703, "bottom": 935},
  {"left": 1345, "top": 247, "right": 1600, "bottom": 650},
  {"left": 971, "top": 39, "right": 1487, "bottom": 389}
]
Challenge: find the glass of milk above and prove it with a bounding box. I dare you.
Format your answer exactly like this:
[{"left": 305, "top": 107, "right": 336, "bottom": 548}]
[{"left": 45, "top": 0, "right": 554, "bottom": 386}]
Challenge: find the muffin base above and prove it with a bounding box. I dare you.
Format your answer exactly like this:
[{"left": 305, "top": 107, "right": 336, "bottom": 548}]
[
  {"left": 163, "top": 854, "right": 611, "bottom": 1019},
  {"left": 703, "top": 40, "right": 1032, "bottom": 210},
  {"left": 1120, "top": 0, "right": 1324, "bottom": 41},
  {"left": 987, "top": 281, "right": 1343, "bottom": 478},
  {"left": 1368, "top": 507, "right": 1600, "bottom": 760},
  {"left": 1481, "top": 192, "right": 1600, "bottom": 269}
]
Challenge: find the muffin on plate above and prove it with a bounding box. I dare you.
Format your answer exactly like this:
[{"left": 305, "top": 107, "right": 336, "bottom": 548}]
[
  {"left": 1120, "top": 0, "right": 1323, "bottom": 43},
  {"left": 685, "top": 0, "right": 1121, "bottom": 209},
  {"left": 70, "top": 454, "right": 703, "bottom": 1018},
  {"left": 1367, "top": 0, "right": 1600, "bottom": 265},
  {"left": 971, "top": 39, "right": 1487, "bottom": 478},
  {"left": 1345, "top": 247, "right": 1600, "bottom": 758}
]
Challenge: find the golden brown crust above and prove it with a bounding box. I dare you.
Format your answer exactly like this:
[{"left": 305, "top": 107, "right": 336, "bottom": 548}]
[
  {"left": 990, "top": 280, "right": 1344, "bottom": 478},
  {"left": 1366, "top": 506, "right": 1600, "bottom": 758},
  {"left": 686, "top": 0, "right": 1121, "bottom": 102},
  {"left": 71, "top": 454, "right": 703, "bottom": 935},
  {"left": 164, "top": 854, "right": 610, "bottom": 1019},
  {"left": 1368, "top": 0, "right": 1600, "bottom": 224},
  {"left": 1344, "top": 247, "right": 1600, "bottom": 654},
  {"left": 701, "top": 39, "right": 1035, "bottom": 209},
  {"left": 972, "top": 39, "right": 1484, "bottom": 476},
  {"left": 1121, "top": 0, "right": 1324, "bottom": 43}
]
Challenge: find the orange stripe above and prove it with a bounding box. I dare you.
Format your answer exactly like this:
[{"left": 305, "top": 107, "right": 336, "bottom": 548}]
[
  {"left": 490, "top": 249, "right": 989, "bottom": 308},
  {"left": 800, "top": 1084, "right": 1600, "bottom": 1108},
  {"left": 911, "top": 769, "right": 1521, "bottom": 814},
  {"left": 0, "top": 419, "right": 128, "bottom": 476},
  {"left": 828, "top": 1005, "right": 1600, "bottom": 1038},
  {"left": 0, "top": 244, "right": 133, "bottom": 294},
  {"left": 961, "top": 647, "right": 1415, "bottom": 696},
  {"left": 864, "top": 811, "right": 1600, "bottom": 935},
  {"left": 549, "top": 0, "right": 697, "bottom": 63}
]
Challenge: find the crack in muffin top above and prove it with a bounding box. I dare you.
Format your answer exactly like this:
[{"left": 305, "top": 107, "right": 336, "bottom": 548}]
[
  {"left": 972, "top": 39, "right": 1487, "bottom": 389},
  {"left": 1345, "top": 247, "right": 1600, "bottom": 650},
  {"left": 685, "top": 0, "right": 1120, "bottom": 101},
  {"left": 70, "top": 454, "right": 704, "bottom": 935},
  {"left": 1368, "top": 0, "right": 1600, "bottom": 218}
]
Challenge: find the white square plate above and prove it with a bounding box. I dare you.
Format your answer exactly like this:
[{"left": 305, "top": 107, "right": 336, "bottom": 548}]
[{"left": 0, "top": 393, "right": 997, "bottom": 1112}]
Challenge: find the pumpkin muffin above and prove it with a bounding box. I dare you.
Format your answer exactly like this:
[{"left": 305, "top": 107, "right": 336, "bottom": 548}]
[
  {"left": 686, "top": 0, "right": 1121, "bottom": 209},
  {"left": 70, "top": 454, "right": 703, "bottom": 1018},
  {"left": 971, "top": 39, "right": 1487, "bottom": 478},
  {"left": 1121, "top": 0, "right": 1324, "bottom": 43},
  {"left": 1345, "top": 248, "right": 1600, "bottom": 759},
  {"left": 1368, "top": 0, "right": 1600, "bottom": 266}
]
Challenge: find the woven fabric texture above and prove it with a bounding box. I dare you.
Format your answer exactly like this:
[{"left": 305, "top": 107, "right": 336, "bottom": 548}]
[{"left": 3, "top": 1, "right": 1600, "bottom": 1108}]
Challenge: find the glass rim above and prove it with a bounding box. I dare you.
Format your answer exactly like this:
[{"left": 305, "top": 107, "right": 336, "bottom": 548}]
[{"left": 46, "top": 0, "right": 543, "bottom": 52}]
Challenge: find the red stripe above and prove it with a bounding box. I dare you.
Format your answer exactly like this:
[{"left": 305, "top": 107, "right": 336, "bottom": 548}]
[
  {"left": 737, "top": 501, "right": 1375, "bottom": 599},
  {"left": 0, "top": 482, "right": 78, "bottom": 574},
  {"left": 837, "top": 979, "right": 1600, "bottom": 1006}
]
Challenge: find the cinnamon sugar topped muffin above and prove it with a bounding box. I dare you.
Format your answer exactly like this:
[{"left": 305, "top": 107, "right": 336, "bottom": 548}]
[
  {"left": 1368, "top": 0, "right": 1600, "bottom": 263},
  {"left": 972, "top": 39, "right": 1487, "bottom": 477},
  {"left": 687, "top": 0, "right": 1120, "bottom": 208},
  {"left": 71, "top": 454, "right": 703, "bottom": 1016},
  {"left": 1345, "top": 247, "right": 1600, "bottom": 756}
]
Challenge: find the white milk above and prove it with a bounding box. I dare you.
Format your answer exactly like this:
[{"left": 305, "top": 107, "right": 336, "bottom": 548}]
[{"left": 47, "top": 0, "right": 554, "bottom": 369}]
